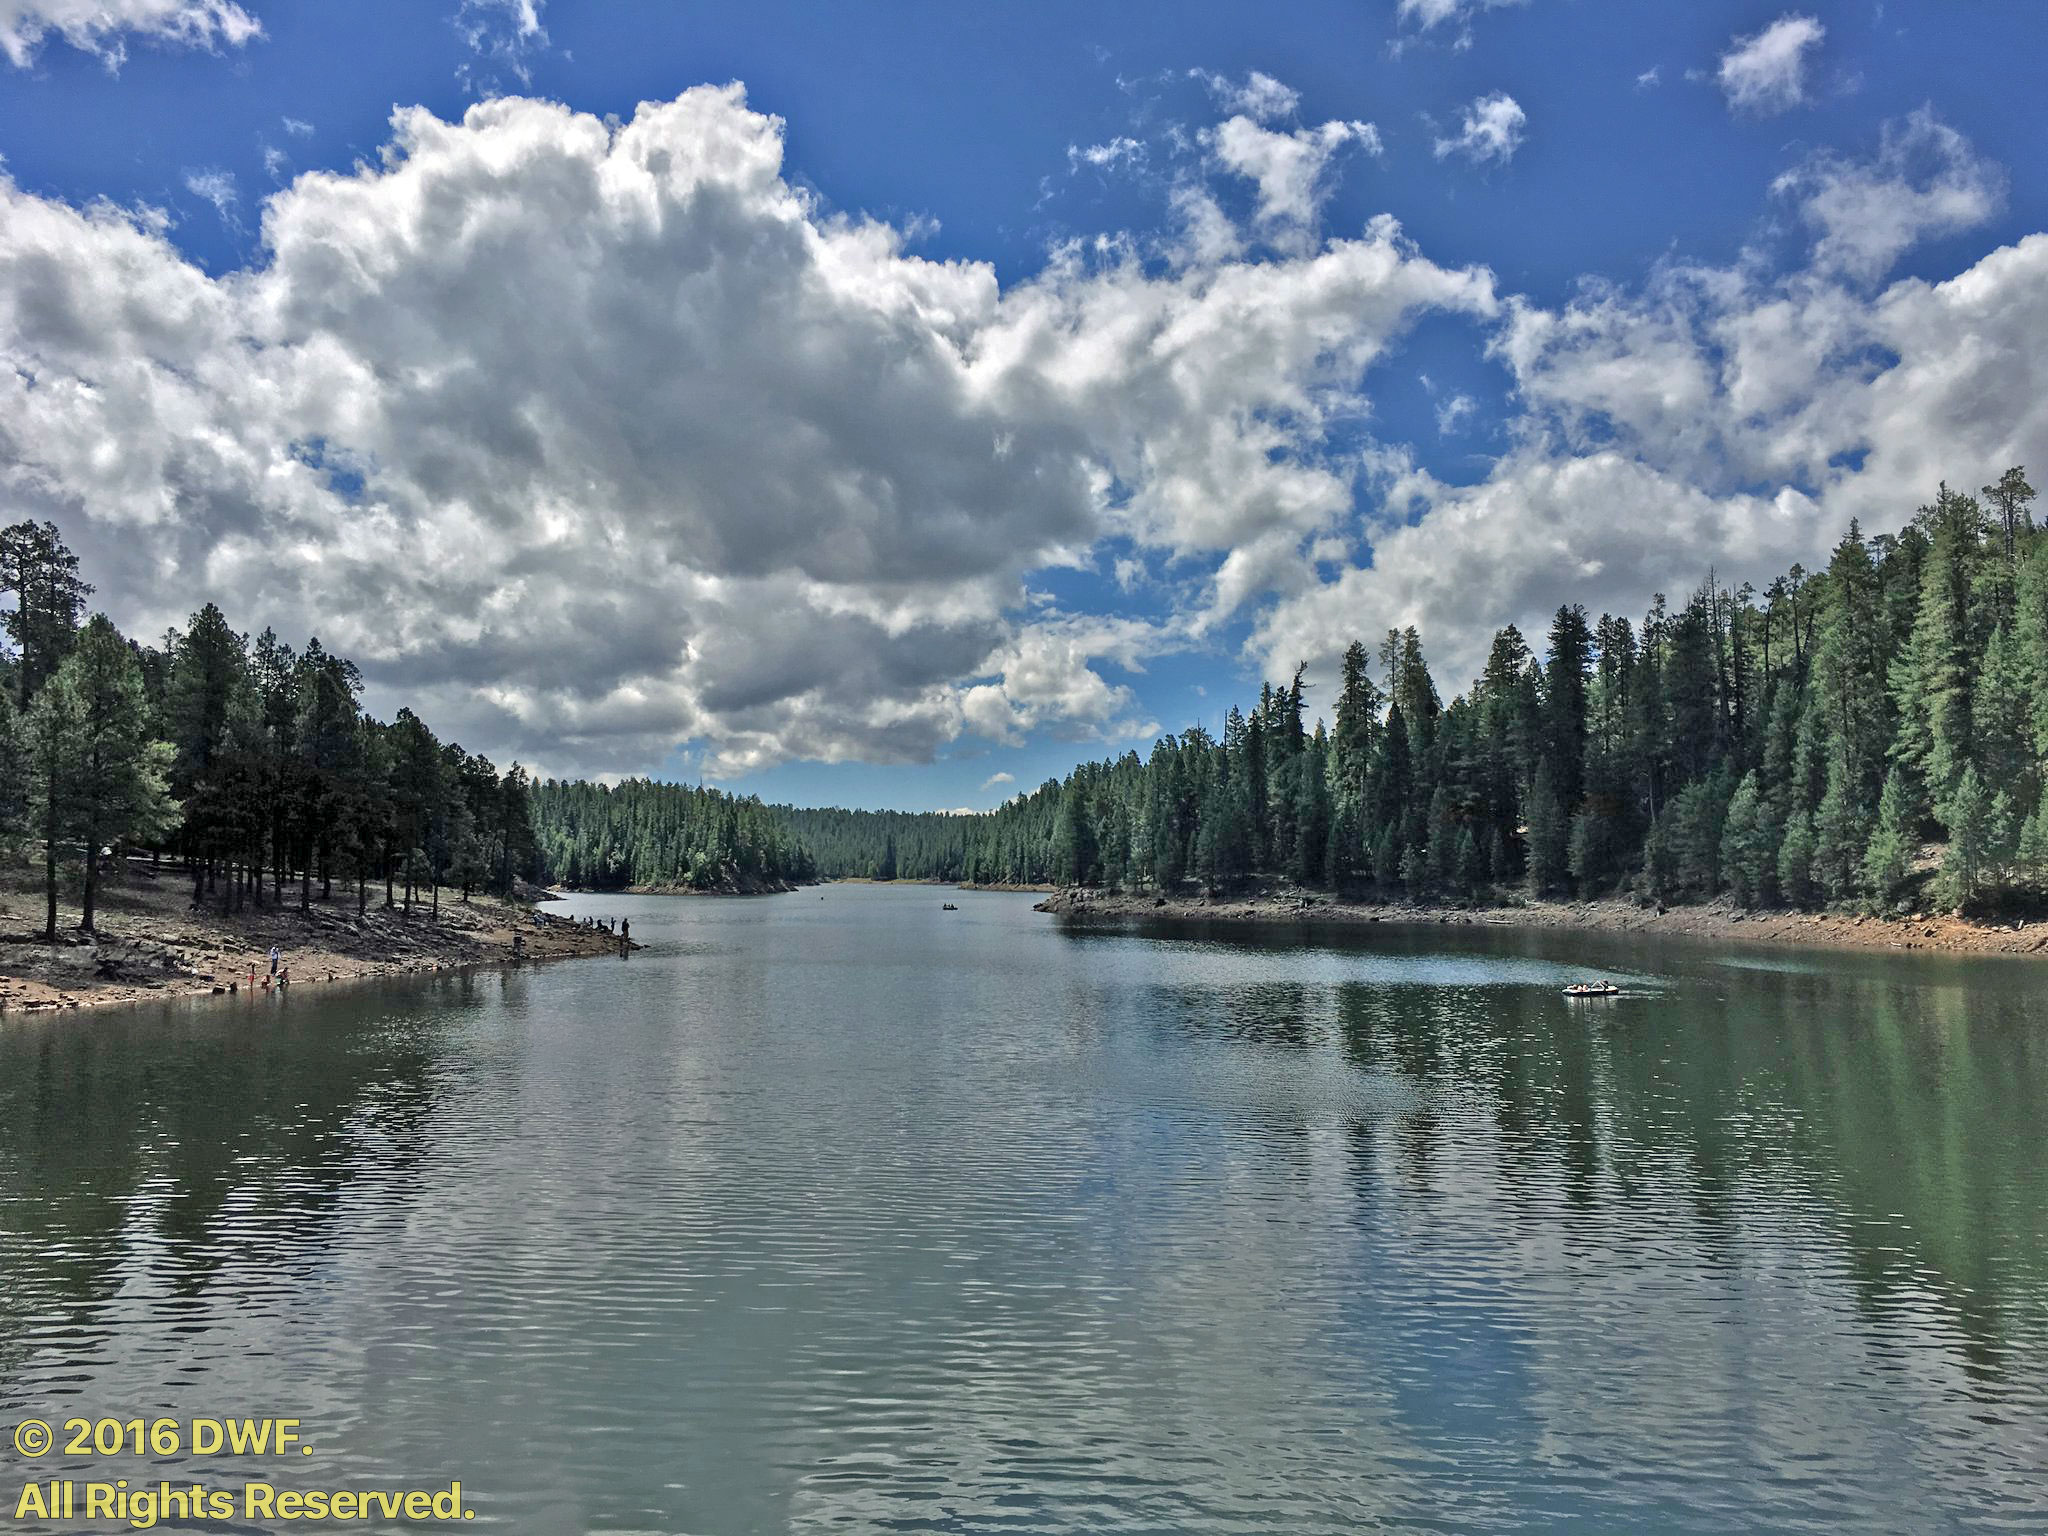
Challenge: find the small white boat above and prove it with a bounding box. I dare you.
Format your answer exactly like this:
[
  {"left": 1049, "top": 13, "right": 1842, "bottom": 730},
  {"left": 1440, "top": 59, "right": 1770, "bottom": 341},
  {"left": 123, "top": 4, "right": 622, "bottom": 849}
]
[{"left": 1563, "top": 981, "right": 1620, "bottom": 997}]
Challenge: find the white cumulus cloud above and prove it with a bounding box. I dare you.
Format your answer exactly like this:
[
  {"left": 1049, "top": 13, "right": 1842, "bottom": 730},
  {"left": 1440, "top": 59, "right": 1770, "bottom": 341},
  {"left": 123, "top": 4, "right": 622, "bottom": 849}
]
[
  {"left": 1395, "top": 0, "right": 1527, "bottom": 48},
  {"left": 1433, "top": 91, "right": 1526, "bottom": 166},
  {"left": 1773, "top": 107, "right": 2004, "bottom": 282},
  {"left": 1209, "top": 114, "right": 1381, "bottom": 237},
  {"left": 1717, "top": 13, "right": 1824, "bottom": 116},
  {"left": 0, "top": 0, "right": 258, "bottom": 68},
  {"left": 8, "top": 79, "right": 2033, "bottom": 795},
  {"left": 0, "top": 84, "right": 1491, "bottom": 778},
  {"left": 1256, "top": 115, "right": 2048, "bottom": 699},
  {"left": 1190, "top": 68, "right": 1301, "bottom": 123}
]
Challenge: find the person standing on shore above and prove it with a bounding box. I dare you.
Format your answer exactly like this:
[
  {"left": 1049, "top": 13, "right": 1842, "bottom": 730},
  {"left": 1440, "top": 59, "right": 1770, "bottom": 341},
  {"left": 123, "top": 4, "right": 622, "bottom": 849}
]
[{"left": 269, "top": 946, "right": 280, "bottom": 977}]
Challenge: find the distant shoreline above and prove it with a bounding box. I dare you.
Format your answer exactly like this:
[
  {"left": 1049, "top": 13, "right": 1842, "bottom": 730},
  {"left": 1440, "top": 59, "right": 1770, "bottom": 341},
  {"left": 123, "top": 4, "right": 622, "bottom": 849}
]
[
  {"left": 1031, "top": 886, "right": 2048, "bottom": 960},
  {"left": 543, "top": 881, "right": 800, "bottom": 898}
]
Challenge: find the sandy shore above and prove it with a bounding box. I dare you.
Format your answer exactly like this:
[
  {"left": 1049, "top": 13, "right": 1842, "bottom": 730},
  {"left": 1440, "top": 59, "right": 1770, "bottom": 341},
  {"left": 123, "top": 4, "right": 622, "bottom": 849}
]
[
  {"left": 0, "top": 864, "right": 629, "bottom": 1015},
  {"left": 1033, "top": 885, "right": 2048, "bottom": 958}
]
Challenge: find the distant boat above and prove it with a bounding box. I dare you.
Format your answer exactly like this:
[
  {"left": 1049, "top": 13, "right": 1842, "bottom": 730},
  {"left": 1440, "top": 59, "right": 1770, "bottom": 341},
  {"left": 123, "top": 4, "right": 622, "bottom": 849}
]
[
  {"left": 1563, "top": 981, "right": 1620, "bottom": 997},
  {"left": 941, "top": 902, "right": 958, "bottom": 910}
]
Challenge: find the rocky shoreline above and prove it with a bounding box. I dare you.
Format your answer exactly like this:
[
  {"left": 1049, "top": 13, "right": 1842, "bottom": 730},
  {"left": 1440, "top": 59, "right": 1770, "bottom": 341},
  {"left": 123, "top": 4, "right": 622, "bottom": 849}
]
[
  {"left": 0, "top": 868, "right": 628, "bottom": 1016},
  {"left": 1032, "top": 885, "right": 2048, "bottom": 959}
]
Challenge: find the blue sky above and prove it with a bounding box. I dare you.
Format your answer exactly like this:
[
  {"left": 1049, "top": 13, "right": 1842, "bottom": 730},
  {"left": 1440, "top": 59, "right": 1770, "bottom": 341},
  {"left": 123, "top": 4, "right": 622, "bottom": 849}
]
[{"left": 2, "top": 1, "right": 2044, "bottom": 809}]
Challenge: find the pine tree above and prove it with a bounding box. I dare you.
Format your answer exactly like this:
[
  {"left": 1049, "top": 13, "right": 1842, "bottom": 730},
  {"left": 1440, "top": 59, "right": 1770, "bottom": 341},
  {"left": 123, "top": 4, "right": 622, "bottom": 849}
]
[
  {"left": 1400, "top": 841, "right": 1427, "bottom": 902},
  {"left": 1543, "top": 604, "right": 1593, "bottom": 811},
  {"left": 1331, "top": 641, "right": 1381, "bottom": 803},
  {"left": 1194, "top": 763, "right": 1248, "bottom": 891},
  {"left": 1371, "top": 825, "right": 1400, "bottom": 890},
  {"left": 1972, "top": 623, "right": 2031, "bottom": 799},
  {"left": 1525, "top": 759, "right": 1568, "bottom": 896},
  {"left": 1982, "top": 465, "right": 2037, "bottom": 567},
  {"left": 1720, "top": 771, "right": 1775, "bottom": 907},
  {"left": 1935, "top": 765, "right": 1990, "bottom": 912},
  {"left": 1290, "top": 735, "right": 1330, "bottom": 886},
  {"left": 2016, "top": 783, "right": 2048, "bottom": 887},
  {"left": 49, "top": 617, "right": 179, "bottom": 932},
  {"left": 0, "top": 689, "right": 26, "bottom": 851},
  {"left": 1892, "top": 485, "right": 1986, "bottom": 813},
  {"left": 1423, "top": 784, "right": 1457, "bottom": 891},
  {"left": 1861, "top": 768, "right": 1916, "bottom": 914},
  {"left": 1454, "top": 827, "right": 1483, "bottom": 899},
  {"left": 1811, "top": 758, "right": 1869, "bottom": 905},
  {"left": 1667, "top": 775, "right": 1730, "bottom": 900},
  {"left": 2016, "top": 538, "right": 2048, "bottom": 764},
  {"left": 1809, "top": 522, "right": 1890, "bottom": 806},
  {"left": 1777, "top": 809, "right": 1817, "bottom": 908},
  {"left": 0, "top": 520, "right": 92, "bottom": 709},
  {"left": 1055, "top": 784, "right": 1097, "bottom": 886},
  {"left": 24, "top": 668, "right": 80, "bottom": 938}
]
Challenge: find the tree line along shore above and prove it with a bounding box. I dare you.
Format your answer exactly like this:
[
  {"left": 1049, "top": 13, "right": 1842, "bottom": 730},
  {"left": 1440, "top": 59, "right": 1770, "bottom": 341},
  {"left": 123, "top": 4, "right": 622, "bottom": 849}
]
[
  {"left": 2, "top": 464, "right": 2045, "bottom": 1004},
  {"left": 658, "top": 466, "right": 2048, "bottom": 950},
  {"left": 0, "top": 520, "right": 658, "bottom": 1009}
]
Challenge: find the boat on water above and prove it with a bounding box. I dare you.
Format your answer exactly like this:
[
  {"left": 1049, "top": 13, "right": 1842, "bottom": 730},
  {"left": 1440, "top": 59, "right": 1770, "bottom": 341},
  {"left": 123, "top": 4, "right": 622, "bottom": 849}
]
[
  {"left": 941, "top": 902, "right": 958, "bottom": 910},
  {"left": 1563, "top": 981, "right": 1620, "bottom": 997}
]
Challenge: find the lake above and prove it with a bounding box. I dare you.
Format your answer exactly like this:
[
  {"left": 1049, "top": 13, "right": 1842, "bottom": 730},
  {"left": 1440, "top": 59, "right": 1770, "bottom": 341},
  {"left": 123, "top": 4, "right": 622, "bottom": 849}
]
[{"left": 1, "top": 884, "right": 2044, "bottom": 1533}]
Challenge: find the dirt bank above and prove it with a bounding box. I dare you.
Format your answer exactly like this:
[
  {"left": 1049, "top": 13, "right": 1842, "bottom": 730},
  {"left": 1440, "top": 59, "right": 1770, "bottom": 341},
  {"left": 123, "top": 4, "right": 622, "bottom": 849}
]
[
  {"left": 0, "top": 862, "right": 629, "bottom": 1015},
  {"left": 1033, "top": 885, "right": 2048, "bottom": 958}
]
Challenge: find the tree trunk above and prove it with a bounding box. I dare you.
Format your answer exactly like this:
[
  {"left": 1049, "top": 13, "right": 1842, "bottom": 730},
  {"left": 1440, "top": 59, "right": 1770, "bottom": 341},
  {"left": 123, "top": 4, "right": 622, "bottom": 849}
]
[
  {"left": 384, "top": 846, "right": 395, "bottom": 909},
  {"left": 357, "top": 868, "right": 367, "bottom": 918},
  {"left": 301, "top": 860, "right": 310, "bottom": 912},
  {"left": 81, "top": 827, "right": 98, "bottom": 933},
  {"left": 432, "top": 878, "right": 440, "bottom": 918},
  {"left": 43, "top": 820, "right": 58, "bottom": 941},
  {"left": 321, "top": 845, "right": 332, "bottom": 902}
]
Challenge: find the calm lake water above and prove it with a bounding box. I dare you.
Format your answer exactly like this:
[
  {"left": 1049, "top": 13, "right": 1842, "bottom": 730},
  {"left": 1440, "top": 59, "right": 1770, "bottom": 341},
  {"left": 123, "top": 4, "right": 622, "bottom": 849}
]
[{"left": 2, "top": 884, "right": 2045, "bottom": 1534}]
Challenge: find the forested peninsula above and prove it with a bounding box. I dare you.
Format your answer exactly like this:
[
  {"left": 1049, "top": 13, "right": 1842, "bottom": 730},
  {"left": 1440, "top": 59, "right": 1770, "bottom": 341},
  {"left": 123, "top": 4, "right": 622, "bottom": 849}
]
[
  {"left": 5, "top": 466, "right": 2048, "bottom": 1008},
  {"left": 0, "top": 521, "right": 624, "bottom": 1009}
]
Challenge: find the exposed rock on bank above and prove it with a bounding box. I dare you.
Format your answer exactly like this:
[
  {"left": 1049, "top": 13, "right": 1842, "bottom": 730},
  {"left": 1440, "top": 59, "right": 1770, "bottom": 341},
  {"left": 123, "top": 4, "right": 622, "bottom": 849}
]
[{"left": 0, "top": 865, "right": 627, "bottom": 1015}]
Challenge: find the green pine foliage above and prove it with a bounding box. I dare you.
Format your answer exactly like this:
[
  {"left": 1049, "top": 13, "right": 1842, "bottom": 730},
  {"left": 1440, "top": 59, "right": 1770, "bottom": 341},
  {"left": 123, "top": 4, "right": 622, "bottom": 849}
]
[
  {"left": 1861, "top": 768, "right": 1916, "bottom": 914},
  {"left": 7, "top": 467, "right": 2045, "bottom": 924},
  {"left": 772, "top": 469, "right": 2041, "bottom": 919},
  {"left": 528, "top": 778, "right": 813, "bottom": 891},
  {"left": 1, "top": 520, "right": 544, "bottom": 932}
]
